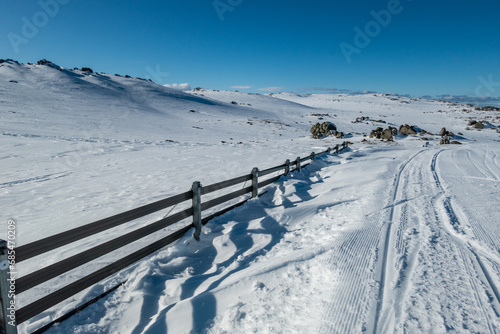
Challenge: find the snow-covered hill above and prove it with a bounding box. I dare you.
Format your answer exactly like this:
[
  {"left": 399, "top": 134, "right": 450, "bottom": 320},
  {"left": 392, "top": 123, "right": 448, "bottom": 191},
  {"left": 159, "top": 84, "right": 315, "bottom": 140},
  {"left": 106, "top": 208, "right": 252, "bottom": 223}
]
[{"left": 1, "top": 60, "right": 499, "bottom": 333}]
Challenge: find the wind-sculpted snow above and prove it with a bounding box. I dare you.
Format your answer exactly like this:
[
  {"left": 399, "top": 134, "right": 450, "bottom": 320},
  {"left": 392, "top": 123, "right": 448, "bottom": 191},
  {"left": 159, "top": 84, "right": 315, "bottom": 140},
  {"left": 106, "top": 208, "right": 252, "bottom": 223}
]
[{"left": 2, "top": 61, "right": 500, "bottom": 333}]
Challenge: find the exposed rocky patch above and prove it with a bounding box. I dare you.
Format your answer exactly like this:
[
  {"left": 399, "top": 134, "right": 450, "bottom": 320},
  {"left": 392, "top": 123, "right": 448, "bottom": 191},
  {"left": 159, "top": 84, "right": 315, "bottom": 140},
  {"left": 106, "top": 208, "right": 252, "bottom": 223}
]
[
  {"left": 440, "top": 135, "right": 451, "bottom": 145},
  {"left": 399, "top": 124, "right": 418, "bottom": 135},
  {"left": 369, "top": 126, "right": 397, "bottom": 140},
  {"left": 352, "top": 116, "right": 386, "bottom": 124},
  {"left": 439, "top": 127, "right": 460, "bottom": 145},
  {"left": 467, "top": 120, "right": 483, "bottom": 129},
  {"left": 419, "top": 129, "right": 433, "bottom": 135},
  {"left": 439, "top": 127, "right": 454, "bottom": 137},
  {"left": 37, "top": 59, "right": 61, "bottom": 69},
  {"left": 310, "top": 121, "right": 343, "bottom": 139},
  {"left": 81, "top": 67, "right": 93, "bottom": 74},
  {"left": 0, "top": 59, "right": 20, "bottom": 65},
  {"left": 476, "top": 106, "right": 500, "bottom": 112}
]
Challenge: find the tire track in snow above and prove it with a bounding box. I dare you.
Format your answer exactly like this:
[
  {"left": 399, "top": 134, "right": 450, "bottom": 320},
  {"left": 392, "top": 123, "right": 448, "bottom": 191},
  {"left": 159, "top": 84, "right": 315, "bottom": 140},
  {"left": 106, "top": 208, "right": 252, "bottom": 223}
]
[
  {"left": 431, "top": 150, "right": 500, "bottom": 324},
  {"left": 372, "top": 150, "right": 425, "bottom": 334}
]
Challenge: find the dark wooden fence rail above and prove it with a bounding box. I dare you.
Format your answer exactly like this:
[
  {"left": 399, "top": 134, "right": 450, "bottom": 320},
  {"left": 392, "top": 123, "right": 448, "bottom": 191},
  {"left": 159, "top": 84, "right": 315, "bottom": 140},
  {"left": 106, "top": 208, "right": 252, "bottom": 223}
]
[{"left": 0, "top": 142, "right": 348, "bottom": 334}]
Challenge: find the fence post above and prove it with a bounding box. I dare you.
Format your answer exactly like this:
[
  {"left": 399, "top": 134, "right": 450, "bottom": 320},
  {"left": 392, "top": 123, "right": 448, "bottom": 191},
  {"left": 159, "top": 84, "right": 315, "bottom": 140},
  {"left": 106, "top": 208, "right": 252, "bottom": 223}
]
[
  {"left": 251, "top": 168, "right": 259, "bottom": 198},
  {"left": 284, "top": 159, "right": 291, "bottom": 176},
  {"left": 296, "top": 157, "right": 301, "bottom": 172},
  {"left": 192, "top": 182, "right": 202, "bottom": 241},
  {"left": 310, "top": 152, "right": 316, "bottom": 161},
  {"left": 0, "top": 240, "right": 17, "bottom": 334}
]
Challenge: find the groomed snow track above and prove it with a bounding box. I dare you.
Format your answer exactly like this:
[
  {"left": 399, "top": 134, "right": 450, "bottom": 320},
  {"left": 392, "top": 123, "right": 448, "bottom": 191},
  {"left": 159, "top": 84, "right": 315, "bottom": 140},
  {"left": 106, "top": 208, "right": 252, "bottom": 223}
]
[{"left": 372, "top": 148, "right": 500, "bottom": 333}]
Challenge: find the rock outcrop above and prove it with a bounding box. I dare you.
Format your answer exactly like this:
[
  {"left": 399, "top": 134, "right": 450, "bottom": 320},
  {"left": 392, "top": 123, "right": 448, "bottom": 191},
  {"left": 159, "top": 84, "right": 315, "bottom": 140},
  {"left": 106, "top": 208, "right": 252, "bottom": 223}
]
[
  {"left": 468, "top": 120, "right": 484, "bottom": 129},
  {"left": 440, "top": 135, "right": 451, "bottom": 145},
  {"left": 439, "top": 127, "right": 454, "bottom": 137},
  {"left": 369, "top": 126, "right": 397, "bottom": 140},
  {"left": 399, "top": 124, "right": 418, "bottom": 135},
  {"left": 37, "top": 59, "right": 61, "bottom": 69},
  {"left": 310, "top": 122, "right": 338, "bottom": 139}
]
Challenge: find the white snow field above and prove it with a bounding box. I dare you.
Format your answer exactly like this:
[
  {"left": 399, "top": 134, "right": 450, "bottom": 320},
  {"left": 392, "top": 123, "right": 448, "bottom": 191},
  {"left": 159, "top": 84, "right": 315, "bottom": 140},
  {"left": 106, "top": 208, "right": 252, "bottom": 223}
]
[{"left": 1, "top": 60, "right": 500, "bottom": 333}]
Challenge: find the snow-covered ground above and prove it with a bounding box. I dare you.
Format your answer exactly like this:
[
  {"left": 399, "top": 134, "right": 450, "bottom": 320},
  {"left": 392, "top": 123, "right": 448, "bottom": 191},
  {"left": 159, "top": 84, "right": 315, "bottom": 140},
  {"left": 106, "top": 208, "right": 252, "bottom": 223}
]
[{"left": 1, "top": 60, "right": 500, "bottom": 333}]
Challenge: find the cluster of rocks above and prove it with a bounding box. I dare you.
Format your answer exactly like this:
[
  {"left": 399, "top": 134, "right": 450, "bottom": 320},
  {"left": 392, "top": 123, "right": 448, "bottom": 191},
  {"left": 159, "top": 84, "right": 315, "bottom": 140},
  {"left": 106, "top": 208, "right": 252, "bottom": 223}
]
[
  {"left": 352, "top": 116, "right": 386, "bottom": 124},
  {"left": 399, "top": 124, "right": 418, "bottom": 135},
  {"left": 310, "top": 122, "right": 344, "bottom": 139},
  {"left": 467, "top": 120, "right": 484, "bottom": 130},
  {"left": 419, "top": 129, "right": 433, "bottom": 135},
  {"left": 367, "top": 124, "right": 421, "bottom": 141},
  {"left": 476, "top": 106, "right": 500, "bottom": 112},
  {"left": 438, "top": 127, "right": 461, "bottom": 145},
  {"left": 0, "top": 59, "right": 19, "bottom": 65},
  {"left": 353, "top": 116, "right": 370, "bottom": 123},
  {"left": 113, "top": 73, "right": 152, "bottom": 82},
  {"left": 369, "top": 126, "right": 397, "bottom": 140},
  {"left": 440, "top": 136, "right": 450, "bottom": 144},
  {"left": 37, "top": 59, "right": 61, "bottom": 69},
  {"left": 80, "top": 67, "right": 93, "bottom": 74},
  {"left": 440, "top": 136, "right": 461, "bottom": 145},
  {"left": 439, "top": 127, "right": 454, "bottom": 137}
]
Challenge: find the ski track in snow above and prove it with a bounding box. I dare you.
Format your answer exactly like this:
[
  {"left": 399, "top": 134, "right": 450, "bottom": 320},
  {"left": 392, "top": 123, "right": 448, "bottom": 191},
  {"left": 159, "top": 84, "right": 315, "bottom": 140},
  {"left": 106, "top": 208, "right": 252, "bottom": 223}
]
[
  {"left": 430, "top": 150, "right": 500, "bottom": 332},
  {"left": 372, "top": 149, "right": 426, "bottom": 334},
  {"left": 0, "top": 172, "right": 72, "bottom": 189},
  {"left": 372, "top": 148, "right": 500, "bottom": 334}
]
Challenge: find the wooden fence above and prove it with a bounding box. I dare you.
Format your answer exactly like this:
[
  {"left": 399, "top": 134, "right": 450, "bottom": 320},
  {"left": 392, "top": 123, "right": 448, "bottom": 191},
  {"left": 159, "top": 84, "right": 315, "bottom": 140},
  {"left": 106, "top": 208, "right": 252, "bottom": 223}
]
[{"left": 0, "top": 142, "right": 348, "bottom": 334}]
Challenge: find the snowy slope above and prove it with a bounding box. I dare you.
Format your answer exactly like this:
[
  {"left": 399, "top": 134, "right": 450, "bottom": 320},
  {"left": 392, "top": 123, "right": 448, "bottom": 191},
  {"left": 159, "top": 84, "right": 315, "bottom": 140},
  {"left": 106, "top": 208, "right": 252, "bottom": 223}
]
[{"left": 1, "top": 60, "right": 500, "bottom": 333}]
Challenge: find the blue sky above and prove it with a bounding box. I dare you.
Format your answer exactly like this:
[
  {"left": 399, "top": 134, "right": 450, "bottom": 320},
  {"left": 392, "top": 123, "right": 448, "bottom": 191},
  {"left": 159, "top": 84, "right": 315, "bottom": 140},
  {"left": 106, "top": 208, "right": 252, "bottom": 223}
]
[{"left": 1, "top": 0, "right": 499, "bottom": 104}]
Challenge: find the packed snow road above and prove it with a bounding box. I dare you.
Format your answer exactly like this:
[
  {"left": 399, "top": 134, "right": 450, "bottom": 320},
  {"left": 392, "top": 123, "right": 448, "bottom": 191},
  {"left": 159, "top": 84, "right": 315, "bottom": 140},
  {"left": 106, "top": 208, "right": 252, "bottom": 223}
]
[
  {"left": 42, "top": 144, "right": 500, "bottom": 334},
  {"left": 373, "top": 147, "right": 500, "bottom": 333}
]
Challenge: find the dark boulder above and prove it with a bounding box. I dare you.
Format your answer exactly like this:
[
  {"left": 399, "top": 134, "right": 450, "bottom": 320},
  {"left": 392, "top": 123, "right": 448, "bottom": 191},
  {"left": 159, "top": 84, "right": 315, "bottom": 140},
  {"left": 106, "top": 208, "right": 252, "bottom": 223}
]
[
  {"left": 81, "top": 67, "right": 93, "bottom": 73},
  {"left": 369, "top": 126, "right": 397, "bottom": 140},
  {"left": 439, "top": 127, "right": 454, "bottom": 137},
  {"left": 399, "top": 124, "right": 417, "bottom": 135},
  {"left": 474, "top": 122, "right": 484, "bottom": 129},
  {"left": 440, "top": 135, "right": 450, "bottom": 145},
  {"left": 310, "top": 122, "right": 337, "bottom": 139}
]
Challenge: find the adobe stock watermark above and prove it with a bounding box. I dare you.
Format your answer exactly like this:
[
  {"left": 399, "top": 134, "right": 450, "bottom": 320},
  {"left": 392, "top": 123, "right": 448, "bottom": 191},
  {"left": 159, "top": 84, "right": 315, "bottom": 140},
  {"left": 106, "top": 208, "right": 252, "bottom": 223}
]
[
  {"left": 475, "top": 74, "right": 500, "bottom": 98},
  {"left": 213, "top": 0, "right": 243, "bottom": 21},
  {"left": 0, "top": 220, "right": 17, "bottom": 328},
  {"left": 7, "top": 0, "right": 71, "bottom": 54},
  {"left": 145, "top": 64, "right": 170, "bottom": 85},
  {"left": 340, "top": 0, "right": 410, "bottom": 64}
]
